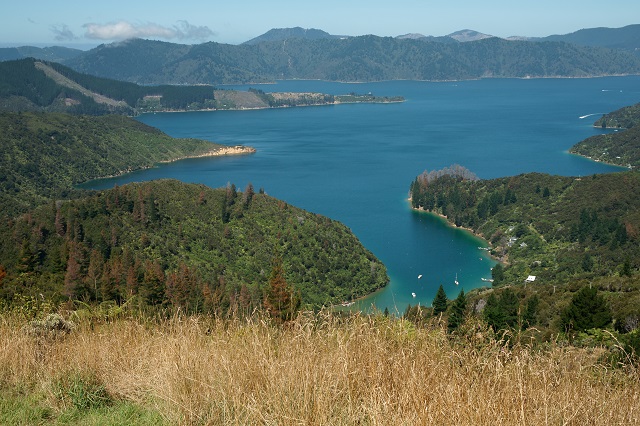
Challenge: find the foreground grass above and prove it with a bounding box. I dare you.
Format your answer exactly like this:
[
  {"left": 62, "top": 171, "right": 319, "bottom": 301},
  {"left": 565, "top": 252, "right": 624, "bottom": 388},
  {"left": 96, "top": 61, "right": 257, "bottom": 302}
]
[{"left": 1, "top": 312, "right": 639, "bottom": 425}]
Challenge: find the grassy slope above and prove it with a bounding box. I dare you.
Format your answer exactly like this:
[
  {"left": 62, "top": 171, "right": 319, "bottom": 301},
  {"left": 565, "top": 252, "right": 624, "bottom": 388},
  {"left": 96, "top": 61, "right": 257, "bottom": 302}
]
[{"left": 1, "top": 313, "right": 638, "bottom": 425}]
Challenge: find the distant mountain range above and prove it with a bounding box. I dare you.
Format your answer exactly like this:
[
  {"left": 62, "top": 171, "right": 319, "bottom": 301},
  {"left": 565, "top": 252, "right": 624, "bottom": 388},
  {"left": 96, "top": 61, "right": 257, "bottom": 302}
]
[
  {"left": 239, "top": 25, "right": 640, "bottom": 51},
  {"left": 0, "top": 45, "right": 83, "bottom": 62},
  {"left": 239, "top": 25, "right": 640, "bottom": 49},
  {"left": 1, "top": 25, "right": 638, "bottom": 85}
]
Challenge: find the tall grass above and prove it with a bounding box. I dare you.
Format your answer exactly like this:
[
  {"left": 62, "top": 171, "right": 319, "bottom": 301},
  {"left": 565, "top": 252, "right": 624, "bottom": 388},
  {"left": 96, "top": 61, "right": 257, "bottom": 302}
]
[{"left": 1, "top": 311, "right": 639, "bottom": 425}]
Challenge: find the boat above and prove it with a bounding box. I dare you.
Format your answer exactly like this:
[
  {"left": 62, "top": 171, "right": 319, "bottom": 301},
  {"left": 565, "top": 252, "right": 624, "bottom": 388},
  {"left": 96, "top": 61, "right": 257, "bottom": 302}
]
[
  {"left": 412, "top": 292, "right": 416, "bottom": 298},
  {"left": 481, "top": 278, "right": 494, "bottom": 283},
  {"left": 417, "top": 274, "right": 422, "bottom": 279},
  {"left": 455, "top": 273, "right": 459, "bottom": 286}
]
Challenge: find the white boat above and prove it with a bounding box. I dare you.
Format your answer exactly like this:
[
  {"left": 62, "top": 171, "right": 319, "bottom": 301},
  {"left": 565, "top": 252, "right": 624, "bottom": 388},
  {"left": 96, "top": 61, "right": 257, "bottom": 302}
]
[
  {"left": 455, "top": 273, "right": 459, "bottom": 286},
  {"left": 417, "top": 274, "right": 422, "bottom": 279},
  {"left": 412, "top": 292, "right": 416, "bottom": 298}
]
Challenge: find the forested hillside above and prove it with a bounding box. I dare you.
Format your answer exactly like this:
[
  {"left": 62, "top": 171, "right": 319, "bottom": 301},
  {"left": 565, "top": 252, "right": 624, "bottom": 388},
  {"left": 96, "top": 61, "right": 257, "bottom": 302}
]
[
  {"left": 570, "top": 126, "right": 640, "bottom": 169},
  {"left": 593, "top": 102, "right": 640, "bottom": 129},
  {"left": 0, "top": 112, "right": 227, "bottom": 216},
  {"left": 0, "top": 59, "right": 400, "bottom": 115},
  {"left": 0, "top": 180, "right": 388, "bottom": 309},
  {"left": 570, "top": 102, "right": 640, "bottom": 168},
  {"left": 410, "top": 167, "right": 639, "bottom": 284},
  {"left": 408, "top": 166, "right": 640, "bottom": 338},
  {"left": 0, "top": 45, "right": 83, "bottom": 62},
  {"left": 63, "top": 36, "right": 640, "bottom": 85},
  {"left": 541, "top": 24, "right": 640, "bottom": 52},
  {"left": 0, "top": 58, "right": 217, "bottom": 114}
]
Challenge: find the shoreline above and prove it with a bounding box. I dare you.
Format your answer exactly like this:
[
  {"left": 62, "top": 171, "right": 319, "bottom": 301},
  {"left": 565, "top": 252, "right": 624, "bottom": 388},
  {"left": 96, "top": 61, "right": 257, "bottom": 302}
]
[
  {"left": 138, "top": 98, "right": 404, "bottom": 115},
  {"left": 82, "top": 145, "right": 256, "bottom": 183},
  {"left": 408, "top": 199, "right": 507, "bottom": 266},
  {"left": 157, "top": 145, "right": 256, "bottom": 163},
  {"left": 566, "top": 149, "right": 633, "bottom": 170}
]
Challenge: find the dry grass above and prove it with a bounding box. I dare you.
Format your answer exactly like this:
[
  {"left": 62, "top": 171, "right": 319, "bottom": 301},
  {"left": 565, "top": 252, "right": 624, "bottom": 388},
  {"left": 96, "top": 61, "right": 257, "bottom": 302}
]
[{"left": 1, "top": 311, "right": 640, "bottom": 425}]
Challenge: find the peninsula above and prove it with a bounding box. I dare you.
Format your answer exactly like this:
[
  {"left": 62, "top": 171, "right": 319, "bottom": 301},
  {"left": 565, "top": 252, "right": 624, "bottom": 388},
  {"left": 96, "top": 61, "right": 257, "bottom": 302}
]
[
  {"left": 570, "top": 102, "right": 640, "bottom": 169},
  {"left": 0, "top": 58, "right": 404, "bottom": 116}
]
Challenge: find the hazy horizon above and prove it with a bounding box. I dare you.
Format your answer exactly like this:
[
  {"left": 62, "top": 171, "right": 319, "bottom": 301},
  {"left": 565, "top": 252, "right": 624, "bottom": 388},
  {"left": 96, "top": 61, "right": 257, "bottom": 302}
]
[{"left": 2, "top": 1, "right": 639, "bottom": 49}]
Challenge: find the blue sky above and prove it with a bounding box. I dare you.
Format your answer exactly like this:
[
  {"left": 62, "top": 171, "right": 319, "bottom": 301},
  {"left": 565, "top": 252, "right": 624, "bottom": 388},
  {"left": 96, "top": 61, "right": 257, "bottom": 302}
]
[{"left": 2, "top": 0, "right": 639, "bottom": 48}]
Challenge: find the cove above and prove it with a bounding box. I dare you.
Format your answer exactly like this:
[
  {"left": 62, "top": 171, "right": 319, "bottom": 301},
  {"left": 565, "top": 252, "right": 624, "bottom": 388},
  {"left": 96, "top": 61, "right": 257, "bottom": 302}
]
[{"left": 82, "top": 77, "right": 638, "bottom": 313}]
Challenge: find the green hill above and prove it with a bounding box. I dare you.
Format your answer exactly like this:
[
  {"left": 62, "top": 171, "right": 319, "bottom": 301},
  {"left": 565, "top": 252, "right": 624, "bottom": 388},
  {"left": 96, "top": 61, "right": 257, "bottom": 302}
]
[
  {"left": 408, "top": 166, "right": 640, "bottom": 336},
  {"left": 541, "top": 24, "right": 640, "bottom": 52},
  {"left": 410, "top": 167, "right": 640, "bottom": 284},
  {"left": 62, "top": 36, "right": 640, "bottom": 85},
  {"left": 0, "top": 58, "right": 217, "bottom": 115},
  {"left": 570, "top": 102, "right": 640, "bottom": 168},
  {"left": 593, "top": 102, "right": 640, "bottom": 129},
  {"left": 0, "top": 180, "right": 388, "bottom": 309},
  {"left": 0, "top": 58, "right": 400, "bottom": 115},
  {"left": 0, "top": 111, "right": 386, "bottom": 310},
  {"left": 570, "top": 126, "right": 640, "bottom": 169},
  {"left": 0, "top": 45, "right": 83, "bottom": 62},
  {"left": 0, "top": 112, "right": 232, "bottom": 216}
]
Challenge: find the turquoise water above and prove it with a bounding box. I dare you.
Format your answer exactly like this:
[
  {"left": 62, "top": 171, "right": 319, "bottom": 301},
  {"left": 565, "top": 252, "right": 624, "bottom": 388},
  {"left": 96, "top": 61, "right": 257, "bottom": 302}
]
[{"left": 83, "top": 77, "right": 639, "bottom": 313}]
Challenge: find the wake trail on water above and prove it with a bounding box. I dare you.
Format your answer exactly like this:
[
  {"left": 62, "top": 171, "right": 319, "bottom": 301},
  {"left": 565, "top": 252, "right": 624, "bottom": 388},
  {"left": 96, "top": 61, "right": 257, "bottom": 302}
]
[{"left": 579, "top": 113, "right": 606, "bottom": 119}]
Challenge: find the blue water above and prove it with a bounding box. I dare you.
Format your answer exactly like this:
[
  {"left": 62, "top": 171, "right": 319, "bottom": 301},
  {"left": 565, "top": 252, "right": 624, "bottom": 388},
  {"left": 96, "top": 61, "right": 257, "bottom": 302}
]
[{"left": 83, "top": 77, "right": 639, "bottom": 314}]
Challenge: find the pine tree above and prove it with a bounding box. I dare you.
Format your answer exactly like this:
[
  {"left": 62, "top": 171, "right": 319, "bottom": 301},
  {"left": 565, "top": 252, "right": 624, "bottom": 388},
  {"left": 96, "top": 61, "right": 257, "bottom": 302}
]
[
  {"left": 483, "top": 293, "right": 504, "bottom": 330},
  {"left": 560, "top": 286, "right": 612, "bottom": 332},
  {"left": 522, "top": 295, "right": 539, "bottom": 329},
  {"left": 263, "top": 257, "right": 300, "bottom": 323},
  {"left": 500, "top": 288, "right": 520, "bottom": 329},
  {"left": 491, "top": 264, "right": 504, "bottom": 285},
  {"left": 447, "top": 290, "right": 467, "bottom": 333},
  {"left": 432, "top": 284, "right": 448, "bottom": 316}
]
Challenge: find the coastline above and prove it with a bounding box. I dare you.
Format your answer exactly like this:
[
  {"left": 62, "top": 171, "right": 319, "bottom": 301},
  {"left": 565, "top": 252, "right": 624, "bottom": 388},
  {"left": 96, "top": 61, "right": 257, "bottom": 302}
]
[
  {"left": 566, "top": 149, "right": 633, "bottom": 170},
  {"left": 157, "top": 145, "right": 256, "bottom": 163},
  {"left": 82, "top": 145, "right": 256, "bottom": 183},
  {"left": 138, "top": 94, "right": 405, "bottom": 115},
  {"left": 408, "top": 199, "right": 506, "bottom": 265}
]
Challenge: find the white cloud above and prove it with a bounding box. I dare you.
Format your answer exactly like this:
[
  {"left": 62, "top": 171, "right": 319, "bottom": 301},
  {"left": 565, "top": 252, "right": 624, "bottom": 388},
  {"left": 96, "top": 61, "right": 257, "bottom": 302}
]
[{"left": 83, "top": 20, "right": 215, "bottom": 41}]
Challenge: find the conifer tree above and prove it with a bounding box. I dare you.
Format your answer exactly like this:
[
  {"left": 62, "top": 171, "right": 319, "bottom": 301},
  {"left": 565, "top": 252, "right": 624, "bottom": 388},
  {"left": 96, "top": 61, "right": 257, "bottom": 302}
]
[
  {"left": 432, "top": 284, "right": 448, "bottom": 316},
  {"left": 483, "top": 293, "right": 504, "bottom": 330},
  {"left": 263, "top": 257, "right": 300, "bottom": 323},
  {"left": 447, "top": 290, "right": 467, "bottom": 333},
  {"left": 560, "top": 286, "right": 612, "bottom": 332}
]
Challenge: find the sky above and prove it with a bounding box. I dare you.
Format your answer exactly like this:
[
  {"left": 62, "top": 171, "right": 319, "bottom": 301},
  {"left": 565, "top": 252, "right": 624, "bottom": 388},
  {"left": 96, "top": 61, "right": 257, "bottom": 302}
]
[{"left": 2, "top": 0, "right": 639, "bottom": 49}]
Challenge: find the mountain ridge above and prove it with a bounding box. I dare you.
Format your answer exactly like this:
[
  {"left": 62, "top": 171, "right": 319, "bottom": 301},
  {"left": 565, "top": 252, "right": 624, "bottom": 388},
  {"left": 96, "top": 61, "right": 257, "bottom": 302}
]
[{"left": 60, "top": 35, "right": 640, "bottom": 85}]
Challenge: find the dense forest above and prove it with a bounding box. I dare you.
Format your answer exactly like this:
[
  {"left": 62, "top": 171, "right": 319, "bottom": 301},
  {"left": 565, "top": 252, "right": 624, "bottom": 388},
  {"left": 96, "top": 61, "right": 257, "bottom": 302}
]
[
  {"left": 0, "top": 112, "right": 224, "bottom": 216},
  {"left": 408, "top": 165, "right": 640, "bottom": 339},
  {"left": 0, "top": 180, "right": 388, "bottom": 311},
  {"left": 62, "top": 36, "right": 640, "bottom": 85},
  {"left": 593, "top": 102, "right": 640, "bottom": 129},
  {"left": 410, "top": 167, "right": 639, "bottom": 282},
  {"left": 570, "top": 102, "right": 640, "bottom": 168},
  {"left": 0, "top": 111, "right": 387, "bottom": 311},
  {"left": 570, "top": 126, "right": 640, "bottom": 169}
]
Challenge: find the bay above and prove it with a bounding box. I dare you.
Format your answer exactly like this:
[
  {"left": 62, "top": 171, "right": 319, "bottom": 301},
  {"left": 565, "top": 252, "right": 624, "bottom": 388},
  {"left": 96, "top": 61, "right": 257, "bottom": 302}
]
[{"left": 83, "top": 77, "right": 639, "bottom": 314}]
